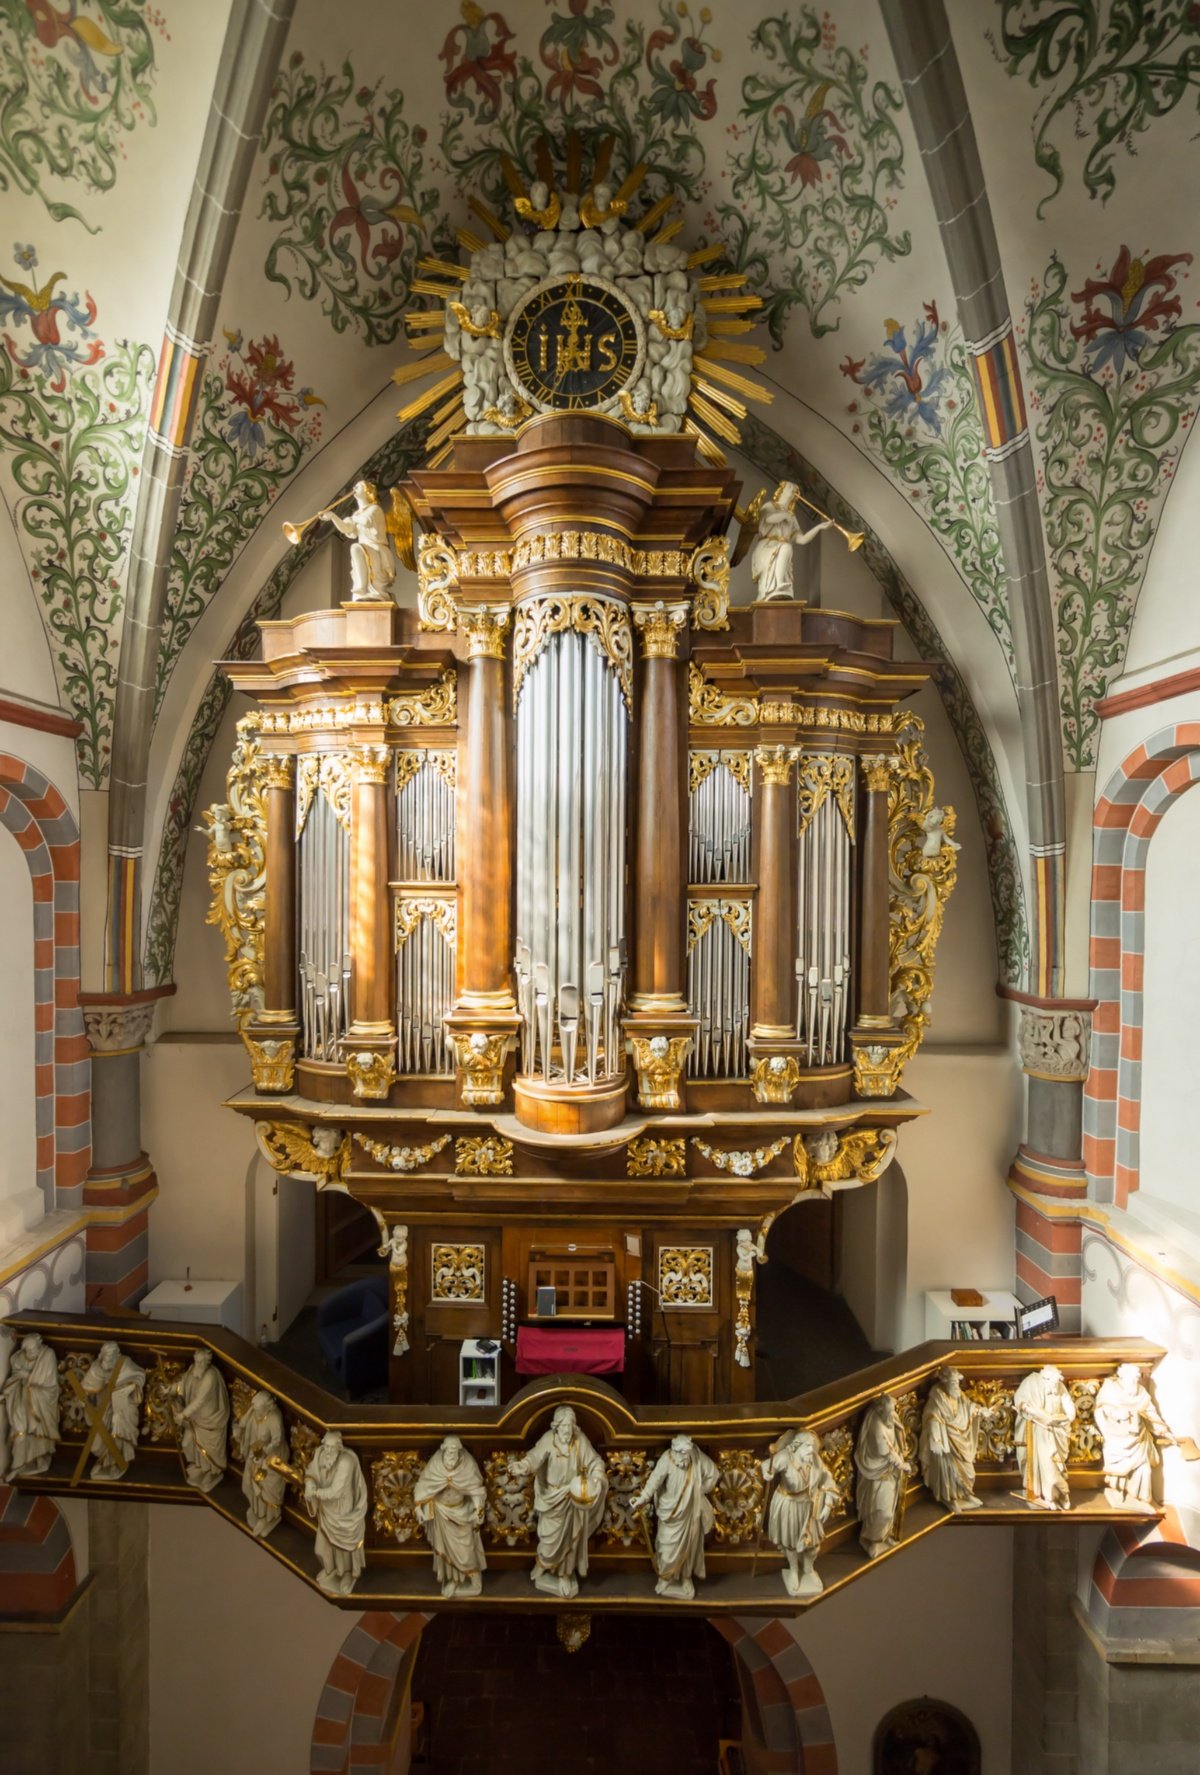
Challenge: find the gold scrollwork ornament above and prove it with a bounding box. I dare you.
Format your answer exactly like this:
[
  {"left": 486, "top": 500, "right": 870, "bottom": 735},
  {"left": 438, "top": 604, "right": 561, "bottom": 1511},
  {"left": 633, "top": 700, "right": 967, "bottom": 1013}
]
[
  {"left": 626, "top": 1136, "right": 687, "bottom": 1178},
  {"left": 256, "top": 1121, "right": 350, "bottom": 1186},
  {"left": 204, "top": 712, "right": 267, "bottom": 1021},
  {"left": 372, "top": 1451, "right": 424, "bottom": 1544},
  {"left": 885, "top": 711, "right": 959, "bottom": 1087},
  {"left": 712, "top": 1448, "right": 766, "bottom": 1544},
  {"left": 689, "top": 536, "right": 731, "bottom": 631},
  {"left": 455, "top": 1135, "right": 514, "bottom": 1176},
  {"left": 417, "top": 533, "right": 459, "bottom": 632},
  {"left": 387, "top": 669, "right": 459, "bottom": 728}
]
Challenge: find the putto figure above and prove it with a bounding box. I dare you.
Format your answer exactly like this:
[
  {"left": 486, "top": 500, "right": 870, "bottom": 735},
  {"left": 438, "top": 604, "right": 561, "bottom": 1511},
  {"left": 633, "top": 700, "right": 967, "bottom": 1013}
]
[
  {"left": 414, "top": 1435, "right": 488, "bottom": 1597},
  {"left": 2, "top": 1330, "right": 59, "bottom": 1481},
  {"left": 175, "top": 1348, "right": 230, "bottom": 1495},
  {"left": 233, "top": 1390, "right": 288, "bottom": 1538},
  {"left": 761, "top": 1427, "right": 840, "bottom": 1598},
  {"left": 82, "top": 1342, "right": 146, "bottom": 1481},
  {"left": 750, "top": 482, "right": 831, "bottom": 602},
  {"left": 1095, "top": 1363, "right": 1174, "bottom": 1510},
  {"left": 304, "top": 1430, "right": 368, "bottom": 1595},
  {"left": 1013, "top": 1365, "right": 1076, "bottom": 1511},
  {"left": 509, "top": 1405, "right": 608, "bottom": 1599},
  {"left": 631, "top": 1435, "right": 719, "bottom": 1600},
  {"left": 323, "top": 479, "right": 396, "bottom": 601},
  {"left": 919, "top": 1368, "right": 986, "bottom": 1513},
  {"left": 855, "top": 1394, "right": 913, "bottom": 1560}
]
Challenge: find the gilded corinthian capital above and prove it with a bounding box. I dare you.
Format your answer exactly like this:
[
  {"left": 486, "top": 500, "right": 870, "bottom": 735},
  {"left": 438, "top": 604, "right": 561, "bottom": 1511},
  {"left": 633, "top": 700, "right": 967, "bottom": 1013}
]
[
  {"left": 458, "top": 605, "right": 510, "bottom": 659},
  {"left": 633, "top": 601, "right": 688, "bottom": 659}
]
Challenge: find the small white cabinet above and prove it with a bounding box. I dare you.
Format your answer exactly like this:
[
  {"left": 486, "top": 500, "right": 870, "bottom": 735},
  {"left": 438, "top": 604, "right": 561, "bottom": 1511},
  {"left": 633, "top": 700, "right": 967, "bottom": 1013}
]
[
  {"left": 924, "top": 1289, "right": 1020, "bottom": 1342},
  {"left": 459, "top": 1338, "right": 500, "bottom": 1406}
]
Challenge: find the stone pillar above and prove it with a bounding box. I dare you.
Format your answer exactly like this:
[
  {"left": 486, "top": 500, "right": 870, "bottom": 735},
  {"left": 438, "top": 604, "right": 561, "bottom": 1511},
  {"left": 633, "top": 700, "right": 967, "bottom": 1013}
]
[
  {"left": 1007, "top": 999, "right": 1092, "bottom": 1334},
  {"left": 851, "top": 752, "right": 903, "bottom": 1100},
  {"left": 80, "top": 996, "right": 164, "bottom": 1310},
  {"left": 1012, "top": 1525, "right": 1080, "bottom": 1775},
  {"left": 344, "top": 743, "right": 396, "bottom": 1101}
]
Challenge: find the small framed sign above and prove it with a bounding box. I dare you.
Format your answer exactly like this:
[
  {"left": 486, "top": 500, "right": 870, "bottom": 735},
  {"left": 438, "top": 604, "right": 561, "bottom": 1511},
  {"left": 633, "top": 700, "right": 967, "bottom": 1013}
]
[{"left": 1015, "top": 1295, "right": 1059, "bottom": 1338}]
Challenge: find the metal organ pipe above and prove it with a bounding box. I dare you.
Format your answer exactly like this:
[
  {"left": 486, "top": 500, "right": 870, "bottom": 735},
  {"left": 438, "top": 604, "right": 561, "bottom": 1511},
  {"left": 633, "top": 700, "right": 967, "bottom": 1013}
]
[
  {"left": 687, "top": 755, "right": 752, "bottom": 1077},
  {"left": 395, "top": 753, "right": 456, "bottom": 1076},
  {"left": 795, "top": 756, "right": 855, "bottom": 1066},
  {"left": 298, "top": 784, "right": 350, "bottom": 1063}
]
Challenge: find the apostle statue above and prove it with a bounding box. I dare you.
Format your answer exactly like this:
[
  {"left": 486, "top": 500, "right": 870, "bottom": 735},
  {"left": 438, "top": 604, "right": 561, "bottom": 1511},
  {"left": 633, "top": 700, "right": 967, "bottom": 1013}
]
[
  {"left": 0, "top": 1326, "right": 11, "bottom": 1481},
  {"left": 509, "top": 1405, "right": 608, "bottom": 1599},
  {"left": 414, "top": 1435, "right": 488, "bottom": 1597},
  {"left": 174, "top": 1348, "right": 229, "bottom": 1494},
  {"left": 323, "top": 480, "right": 396, "bottom": 601},
  {"left": 855, "top": 1394, "right": 913, "bottom": 1559},
  {"left": 750, "top": 483, "right": 831, "bottom": 602},
  {"left": 919, "top": 1368, "right": 986, "bottom": 1513},
  {"left": 303, "top": 1430, "right": 368, "bottom": 1595},
  {"left": 1013, "top": 1364, "right": 1076, "bottom": 1511},
  {"left": 2, "top": 1330, "right": 59, "bottom": 1481},
  {"left": 760, "top": 1428, "right": 841, "bottom": 1598},
  {"left": 1095, "top": 1363, "right": 1174, "bottom": 1510},
  {"left": 631, "top": 1435, "right": 720, "bottom": 1601},
  {"left": 82, "top": 1342, "right": 145, "bottom": 1481},
  {"left": 233, "top": 1390, "right": 288, "bottom": 1538}
]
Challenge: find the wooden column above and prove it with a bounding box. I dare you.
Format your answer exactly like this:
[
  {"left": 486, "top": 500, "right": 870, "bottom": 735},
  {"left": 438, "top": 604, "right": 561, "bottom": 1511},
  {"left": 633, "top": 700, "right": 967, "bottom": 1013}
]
[
  {"left": 855, "top": 752, "right": 894, "bottom": 1027},
  {"left": 345, "top": 743, "right": 395, "bottom": 1100},
  {"left": 750, "top": 744, "right": 795, "bottom": 1040},
  {"left": 629, "top": 605, "right": 687, "bottom": 1015},
  {"left": 244, "top": 753, "right": 299, "bottom": 1095}
]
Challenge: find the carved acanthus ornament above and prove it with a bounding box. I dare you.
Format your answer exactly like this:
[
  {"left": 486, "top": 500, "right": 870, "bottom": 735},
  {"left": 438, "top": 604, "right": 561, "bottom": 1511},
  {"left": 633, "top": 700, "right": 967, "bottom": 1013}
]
[
  {"left": 262, "top": 677, "right": 458, "bottom": 733},
  {"left": 687, "top": 899, "right": 752, "bottom": 954},
  {"left": 511, "top": 594, "right": 633, "bottom": 710},
  {"left": 242, "top": 1031, "right": 295, "bottom": 1095},
  {"left": 633, "top": 600, "right": 688, "bottom": 659},
  {"left": 962, "top": 1379, "right": 1015, "bottom": 1462},
  {"left": 351, "top": 744, "right": 391, "bottom": 786},
  {"left": 658, "top": 1245, "right": 714, "bottom": 1307},
  {"left": 416, "top": 533, "right": 458, "bottom": 632},
  {"left": 484, "top": 1451, "right": 534, "bottom": 1545},
  {"left": 600, "top": 1450, "right": 652, "bottom": 1546},
  {"left": 287, "top": 1422, "right": 321, "bottom": 1496},
  {"left": 626, "top": 1136, "right": 687, "bottom": 1178},
  {"left": 261, "top": 753, "right": 295, "bottom": 792},
  {"left": 512, "top": 532, "right": 687, "bottom": 579},
  {"left": 394, "top": 897, "right": 457, "bottom": 951},
  {"left": 692, "top": 1137, "right": 788, "bottom": 1177},
  {"left": 819, "top": 1425, "right": 855, "bottom": 1517},
  {"left": 82, "top": 1002, "right": 158, "bottom": 1054},
  {"left": 452, "top": 1031, "right": 512, "bottom": 1106},
  {"left": 688, "top": 663, "right": 757, "bottom": 728},
  {"left": 204, "top": 712, "right": 267, "bottom": 1021},
  {"left": 755, "top": 744, "right": 794, "bottom": 788},
  {"left": 797, "top": 753, "right": 856, "bottom": 840},
  {"left": 256, "top": 1121, "right": 350, "bottom": 1186},
  {"left": 852, "top": 1042, "right": 904, "bottom": 1100},
  {"left": 455, "top": 1135, "right": 514, "bottom": 1176},
  {"left": 750, "top": 1053, "right": 801, "bottom": 1105},
  {"left": 295, "top": 754, "right": 320, "bottom": 834},
  {"left": 459, "top": 605, "right": 511, "bottom": 660},
  {"left": 733, "top": 1231, "right": 756, "bottom": 1368},
  {"left": 712, "top": 1449, "right": 766, "bottom": 1544},
  {"left": 688, "top": 665, "right": 899, "bottom": 734},
  {"left": 431, "top": 1243, "right": 486, "bottom": 1302},
  {"left": 353, "top": 1131, "right": 450, "bottom": 1173},
  {"left": 886, "top": 710, "right": 959, "bottom": 1085},
  {"left": 688, "top": 536, "right": 731, "bottom": 631},
  {"left": 57, "top": 1353, "right": 90, "bottom": 1433},
  {"left": 792, "top": 1126, "right": 897, "bottom": 1190},
  {"left": 1068, "top": 1379, "right": 1103, "bottom": 1463},
  {"left": 346, "top": 1050, "right": 398, "bottom": 1101},
  {"left": 1018, "top": 1007, "right": 1091, "bottom": 1082},
  {"left": 688, "top": 750, "right": 751, "bottom": 795},
  {"left": 141, "top": 1357, "right": 184, "bottom": 1445},
  {"left": 372, "top": 1451, "right": 423, "bottom": 1543},
  {"left": 386, "top": 670, "right": 458, "bottom": 728},
  {"left": 628, "top": 1034, "right": 691, "bottom": 1111},
  {"left": 860, "top": 752, "right": 894, "bottom": 795}
]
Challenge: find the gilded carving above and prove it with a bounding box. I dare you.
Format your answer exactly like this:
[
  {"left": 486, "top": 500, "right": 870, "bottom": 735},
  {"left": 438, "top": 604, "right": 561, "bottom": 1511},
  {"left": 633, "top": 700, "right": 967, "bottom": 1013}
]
[
  {"left": 455, "top": 1135, "right": 514, "bottom": 1176},
  {"left": 431, "top": 1243, "right": 486, "bottom": 1302},
  {"left": 860, "top": 752, "right": 893, "bottom": 794},
  {"left": 229, "top": 1378, "right": 256, "bottom": 1424},
  {"left": 204, "top": 712, "right": 267, "bottom": 1021},
  {"left": 628, "top": 1034, "right": 691, "bottom": 1111},
  {"left": 241, "top": 1030, "right": 296, "bottom": 1095},
  {"left": 797, "top": 754, "right": 857, "bottom": 841},
  {"left": 256, "top": 1121, "right": 350, "bottom": 1186},
  {"left": 600, "top": 1449, "right": 652, "bottom": 1547},
  {"left": 819, "top": 1425, "right": 856, "bottom": 1518},
  {"left": 689, "top": 536, "right": 732, "bottom": 632},
  {"left": 295, "top": 754, "right": 321, "bottom": 836},
  {"left": 316, "top": 753, "right": 353, "bottom": 831},
  {"left": 484, "top": 1450, "right": 535, "bottom": 1545},
  {"left": 511, "top": 594, "right": 633, "bottom": 711},
  {"left": 353, "top": 1131, "right": 451, "bottom": 1173},
  {"left": 1068, "top": 1379, "right": 1103, "bottom": 1464},
  {"left": 459, "top": 605, "right": 510, "bottom": 660},
  {"left": 632, "top": 600, "right": 687, "bottom": 659},
  {"left": 711, "top": 1448, "right": 766, "bottom": 1544},
  {"left": 688, "top": 662, "right": 757, "bottom": 729},
  {"left": 750, "top": 1053, "right": 801, "bottom": 1105},
  {"left": 511, "top": 531, "right": 687, "bottom": 579},
  {"left": 557, "top": 1614, "right": 592, "bottom": 1654},
  {"left": 733, "top": 1228, "right": 755, "bottom": 1368},
  {"left": 141, "top": 1357, "right": 184, "bottom": 1446},
  {"left": 416, "top": 533, "right": 458, "bottom": 632},
  {"left": 394, "top": 897, "right": 457, "bottom": 950},
  {"left": 372, "top": 1450, "right": 424, "bottom": 1544},
  {"left": 687, "top": 899, "right": 752, "bottom": 955},
  {"left": 852, "top": 1041, "right": 904, "bottom": 1100},
  {"left": 886, "top": 710, "right": 959, "bottom": 1087},
  {"left": 793, "top": 1126, "right": 897, "bottom": 1190},
  {"left": 755, "top": 744, "right": 795, "bottom": 788},
  {"left": 658, "top": 1246, "right": 714, "bottom": 1307},
  {"left": 452, "top": 1030, "right": 512, "bottom": 1106},
  {"left": 286, "top": 1422, "right": 321, "bottom": 1496},
  {"left": 58, "top": 1353, "right": 91, "bottom": 1434},
  {"left": 351, "top": 744, "right": 390, "bottom": 786},
  {"left": 962, "top": 1379, "right": 1016, "bottom": 1463},
  {"left": 692, "top": 1136, "right": 788, "bottom": 1178},
  {"left": 261, "top": 753, "right": 295, "bottom": 791},
  {"left": 386, "top": 669, "right": 458, "bottom": 728},
  {"left": 626, "top": 1136, "right": 687, "bottom": 1178},
  {"left": 346, "top": 1049, "right": 398, "bottom": 1101}
]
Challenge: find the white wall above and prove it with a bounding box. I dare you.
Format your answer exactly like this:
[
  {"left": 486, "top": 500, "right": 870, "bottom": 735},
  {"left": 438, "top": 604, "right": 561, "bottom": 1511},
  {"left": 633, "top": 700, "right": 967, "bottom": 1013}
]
[
  {"left": 1139, "top": 785, "right": 1200, "bottom": 1216},
  {"left": 0, "top": 830, "right": 37, "bottom": 1213}
]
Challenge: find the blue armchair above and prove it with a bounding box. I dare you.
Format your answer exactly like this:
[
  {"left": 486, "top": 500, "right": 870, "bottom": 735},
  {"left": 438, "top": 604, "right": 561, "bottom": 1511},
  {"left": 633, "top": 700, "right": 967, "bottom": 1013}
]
[{"left": 317, "top": 1274, "right": 390, "bottom": 1395}]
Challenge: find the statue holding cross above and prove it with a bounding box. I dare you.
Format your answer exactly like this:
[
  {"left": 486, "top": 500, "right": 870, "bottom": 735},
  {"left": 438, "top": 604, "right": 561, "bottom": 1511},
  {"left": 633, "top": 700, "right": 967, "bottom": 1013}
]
[{"left": 75, "top": 1343, "right": 146, "bottom": 1483}]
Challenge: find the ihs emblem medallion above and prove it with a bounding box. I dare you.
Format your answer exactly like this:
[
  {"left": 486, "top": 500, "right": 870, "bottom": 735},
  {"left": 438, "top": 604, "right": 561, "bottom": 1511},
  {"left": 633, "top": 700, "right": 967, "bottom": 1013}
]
[{"left": 505, "top": 275, "right": 645, "bottom": 414}]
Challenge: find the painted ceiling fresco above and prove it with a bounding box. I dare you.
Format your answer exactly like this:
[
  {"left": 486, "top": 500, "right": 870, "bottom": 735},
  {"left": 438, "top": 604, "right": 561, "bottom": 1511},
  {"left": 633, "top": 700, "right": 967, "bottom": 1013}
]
[{"left": 0, "top": 0, "right": 1198, "bottom": 985}]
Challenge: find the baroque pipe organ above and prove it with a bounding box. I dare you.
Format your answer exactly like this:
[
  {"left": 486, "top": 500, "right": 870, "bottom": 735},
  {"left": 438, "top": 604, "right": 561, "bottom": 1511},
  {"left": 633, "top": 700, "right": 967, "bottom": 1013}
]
[{"left": 210, "top": 144, "right": 958, "bottom": 1409}]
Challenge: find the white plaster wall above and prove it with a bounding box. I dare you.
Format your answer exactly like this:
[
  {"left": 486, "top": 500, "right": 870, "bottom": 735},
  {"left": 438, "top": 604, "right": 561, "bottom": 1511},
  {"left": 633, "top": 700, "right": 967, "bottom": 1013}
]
[
  {"left": 0, "top": 501, "right": 59, "bottom": 709},
  {"left": 796, "top": 1525, "right": 1013, "bottom": 1773},
  {"left": 148, "top": 1506, "right": 351, "bottom": 1775},
  {"left": 1140, "top": 786, "right": 1200, "bottom": 1215},
  {"left": 0, "top": 831, "right": 37, "bottom": 1209}
]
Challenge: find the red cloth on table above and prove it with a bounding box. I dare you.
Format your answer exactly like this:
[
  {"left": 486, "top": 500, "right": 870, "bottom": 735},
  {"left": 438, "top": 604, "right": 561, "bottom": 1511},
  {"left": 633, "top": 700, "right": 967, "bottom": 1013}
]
[{"left": 515, "top": 1325, "right": 625, "bottom": 1375}]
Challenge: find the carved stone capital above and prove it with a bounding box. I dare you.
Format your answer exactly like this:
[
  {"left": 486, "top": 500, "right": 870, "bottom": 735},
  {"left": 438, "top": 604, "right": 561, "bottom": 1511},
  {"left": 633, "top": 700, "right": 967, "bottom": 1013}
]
[
  {"left": 451, "top": 1030, "right": 513, "bottom": 1106},
  {"left": 241, "top": 1028, "right": 295, "bottom": 1095},
  {"left": 632, "top": 600, "right": 688, "bottom": 659},
  {"left": 754, "top": 743, "right": 795, "bottom": 788},
  {"left": 750, "top": 1053, "right": 801, "bottom": 1105},
  {"left": 860, "top": 752, "right": 893, "bottom": 794},
  {"left": 83, "top": 1002, "right": 157, "bottom": 1054},
  {"left": 351, "top": 744, "right": 391, "bottom": 786},
  {"left": 346, "top": 1049, "right": 397, "bottom": 1100},
  {"left": 459, "top": 605, "right": 510, "bottom": 659},
  {"left": 1017, "top": 1006, "right": 1091, "bottom": 1081},
  {"left": 627, "top": 1034, "right": 691, "bottom": 1111},
  {"left": 261, "top": 753, "right": 296, "bottom": 791}
]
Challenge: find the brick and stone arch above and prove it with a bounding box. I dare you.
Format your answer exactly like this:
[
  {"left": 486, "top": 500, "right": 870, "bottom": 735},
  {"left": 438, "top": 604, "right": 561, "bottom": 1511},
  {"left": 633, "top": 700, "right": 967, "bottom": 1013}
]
[
  {"left": 0, "top": 755, "right": 88, "bottom": 1212},
  {"left": 310, "top": 1610, "right": 432, "bottom": 1774},
  {"left": 1086, "top": 1513, "right": 1200, "bottom": 1650},
  {"left": 712, "top": 1615, "right": 838, "bottom": 1773},
  {"left": 0, "top": 1486, "right": 79, "bottom": 1619},
  {"left": 1086, "top": 723, "right": 1200, "bottom": 1205}
]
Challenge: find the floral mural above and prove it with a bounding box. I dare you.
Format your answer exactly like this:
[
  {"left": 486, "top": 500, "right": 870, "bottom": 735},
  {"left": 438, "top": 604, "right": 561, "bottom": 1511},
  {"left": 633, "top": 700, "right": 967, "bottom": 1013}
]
[
  {"left": 0, "top": 245, "right": 153, "bottom": 784},
  {"left": 995, "top": 0, "right": 1200, "bottom": 214},
  {"left": 0, "top": 0, "right": 163, "bottom": 230},
  {"left": 1022, "top": 243, "right": 1200, "bottom": 769},
  {"left": 153, "top": 330, "right": 325, "bottom": 715},
  {"left": 841, "top": 302, "right": 1011, "bottom": 668},
  {"left": 721, "top": 8, "right": 911, "bottom": 341}
]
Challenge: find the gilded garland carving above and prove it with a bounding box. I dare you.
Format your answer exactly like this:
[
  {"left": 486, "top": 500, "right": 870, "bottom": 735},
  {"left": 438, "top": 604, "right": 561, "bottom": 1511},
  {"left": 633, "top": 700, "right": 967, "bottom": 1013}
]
[
  {"left": 626, "top": 1136, "right": 687, "bottom": 1178},
  {"left": 692, "top": 1137, "right": 788, "bottom": 1178},
  {"left": 416, "top": 533, "right": 458, "bottom": 632},
  {"left": 688, "top": 750, "right": 752, "bottom": 795},
  {"left": 962, "top": 1379, "right": 1016, "bottom": 1463},
  {"left": 262, "top": 680, "right": 458, "bottom": 733},
  {"left": 455, "top": 1135, "right": 514, "bottom": 1176},
  {"left": 797, "top": 754, "right": 857, "bottom": 841},
  {"left": 394, "top": 897, "right": 457, "bottom": 951},
  {"left": 1068, "top": 1379, "right": 1103, "bottom": 1464},
  {"left": 628, "top": 1034, "right": 691, "bottom": 1111},
  {"left": 256, "top": 1121, "right": 350, "bottom": 1186},
  {"left": 511, "top": 594, "right": 633, "bottom": 711},
  {"left": 687, "top": 899, "right": 752, "bottom": 955},
  {"left": 658, "top": 1245, "right": 714, "bottom": 1307},
  {"left": 58, "top": 1353, "right": 90, "bottom": 1434},
  {"left": 887, "top": 710, "right": 959, "bottom": 1085},
  {"left": 346, "top": 1049, "right": 398, "bottom": 1101},
  {"left": 295, "top": 754, "right": 320, "bottom": 835},
  {"left": 689, "top": 537, "right": 732, "bottom": 632},
  {"left": 372, "top": 1451, "right": 423, "bottom": 1544},
  {"left": 793, "top": 1127, "right": 897, "bottom": 1190},
  {"left": 261, "top": 753, "right": 295, "bottom": 791},
  {"left": 431, "top": 1243, "right": 486, "bottom": 1302},
  {"left": 353, "top": 1131, "right": 451, "bottom": 1173},
  {"left": 512, "top": 532, "right": 687, "bottom": 579},
  {"left": 203, "top": 712, "right": 267, "bottom": 1021}
]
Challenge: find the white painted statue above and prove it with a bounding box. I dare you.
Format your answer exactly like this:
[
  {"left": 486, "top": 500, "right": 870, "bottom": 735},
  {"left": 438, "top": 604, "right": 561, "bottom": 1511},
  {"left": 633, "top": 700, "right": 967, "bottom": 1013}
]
[
  {"left": 174, "top": 1348, "right": 229, "bottom": 1494},
  {"left": 919, "top": 1367, "right": 985, "bottom": 1512},
  {"left": 509, "top": 1405, "right": 608, "bottom": 1599},
  {"left": 3, "top": 1328, "right": 59, "bottom": 1480},
  {"left": 323, "top": 479, "right": 396, "bottom": 601},
  {"left": 303, "top": 1429, "right": 368, "bottom": 1595},
  {"left": 414, "top": 1434, "right": 488, "bottom": 1597},
  {"left": 921, "top": 805, "right": 961, "bottom": 858},
  {"left": 82, "top": 1342, "right": 145, "bottom": 1480},
  {"left": 761, "top": 1428, "right": 840, "bottom": 1598},
  {"left": 1095, "top": 1363, "right": 1173, "bottom": 1509},
  {"left": 750, "top": 483, "right": 831, "bottom": 602},
  {"left": 631, "top": 1435, "right": 719, "bottom": 1600},
  {"left": 0, "top": 1325, "right": 14, "bottom": 1480},
  {"left": 855, "top": 1394, "right": 913, "bottom": 1559},
  {"left": 233, "top": 1389, "right": 288, "bottom": 1538},
  {"left": 1013, "top": 1364, "right": 1076, "bottom": 1511}
]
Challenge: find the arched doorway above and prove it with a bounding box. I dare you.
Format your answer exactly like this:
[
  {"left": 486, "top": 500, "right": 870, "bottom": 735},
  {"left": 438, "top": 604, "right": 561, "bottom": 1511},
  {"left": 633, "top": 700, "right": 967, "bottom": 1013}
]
[{"left": 873, "top": 1698, "right": 981, "bottom": 1775}]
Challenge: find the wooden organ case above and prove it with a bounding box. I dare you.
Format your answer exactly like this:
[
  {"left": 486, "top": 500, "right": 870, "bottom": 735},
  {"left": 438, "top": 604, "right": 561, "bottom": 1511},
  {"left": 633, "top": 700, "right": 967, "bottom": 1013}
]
[{"left": 213, "top": 151, "right": 957, "bottom": 1410}]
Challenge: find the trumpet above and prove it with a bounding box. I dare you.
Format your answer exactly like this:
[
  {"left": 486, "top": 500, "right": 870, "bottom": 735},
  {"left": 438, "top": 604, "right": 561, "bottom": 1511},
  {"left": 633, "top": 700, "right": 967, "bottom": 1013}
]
[
  {"left": 281, "top": 489, "right": 357, "bottom": 548},
  {"left": 788, "top": 488, "right": 866, "bottom": 553}
]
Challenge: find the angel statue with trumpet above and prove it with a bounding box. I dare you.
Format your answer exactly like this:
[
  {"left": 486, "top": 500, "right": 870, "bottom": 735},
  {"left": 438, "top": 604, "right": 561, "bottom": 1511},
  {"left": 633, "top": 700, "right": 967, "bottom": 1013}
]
[
  {"left": 735, "top": 481, "right": 864, "bottom": 603},
  {"left": 283, "top": 480, "right": 416, "bottom": 602}
]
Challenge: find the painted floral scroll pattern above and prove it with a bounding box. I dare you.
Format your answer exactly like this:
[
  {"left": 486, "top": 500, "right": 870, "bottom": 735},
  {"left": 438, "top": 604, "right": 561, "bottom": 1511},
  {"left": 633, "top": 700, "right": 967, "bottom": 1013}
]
[
  {"left": 994, "top": 0, "right": 1200, "bottom": 215},
  {"left": 0, "top": 0, "right": 162, "bottom": 230},
  {"left": 722, "top": 9, "right": 910, "bottom": 341},
  {"left": 1022, "top": 244, "right": 1200, "bottom": 769}
]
